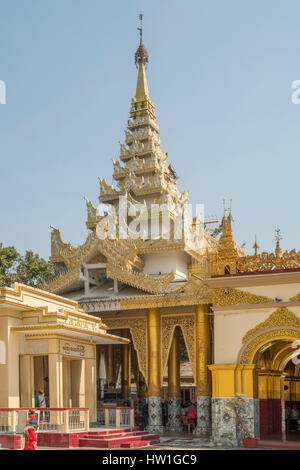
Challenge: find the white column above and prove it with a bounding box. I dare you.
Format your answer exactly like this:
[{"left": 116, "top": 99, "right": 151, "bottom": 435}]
[
  {"left": 20, "top": 355, "right": 34, "bottom": 407},
  {"left": 85, "top": 356, "right": 97, "bottom": 422},
  {"left": 49, "top": 353, "right": 63, "bottom": 408}
]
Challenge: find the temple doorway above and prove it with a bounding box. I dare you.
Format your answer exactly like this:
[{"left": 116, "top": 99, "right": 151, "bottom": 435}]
[
  {"left": 62, "top": 357, "right": 85, "bottom": 408},
  {"left": 33, "top": 356, "right": 49, "bottom": 405},
  {"left": 255, "top": 340, "right": 300, "bottom": 442}
]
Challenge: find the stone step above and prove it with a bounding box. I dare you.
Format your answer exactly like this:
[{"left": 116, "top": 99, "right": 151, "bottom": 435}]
[
  {"left": 87, "top": 428, "right": 134, "bottom": 435},
  {"left": 84, "top": 431, "right": 148, "bottom": 439},
  {"left": 78, "top": 434, "right": 160, "bottom": 449},
  {"left": 120, "top": 440, "right": 160, "bottom": 449}
]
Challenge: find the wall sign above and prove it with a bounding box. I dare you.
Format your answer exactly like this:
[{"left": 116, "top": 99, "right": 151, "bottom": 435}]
[{"left": 60, "top": 340, "right": 87, "bottom": 358}]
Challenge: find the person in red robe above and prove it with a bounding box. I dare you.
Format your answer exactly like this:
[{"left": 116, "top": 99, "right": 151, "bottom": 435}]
[{"left": 24, "top": 427, "right": 37, "bottom": 450}]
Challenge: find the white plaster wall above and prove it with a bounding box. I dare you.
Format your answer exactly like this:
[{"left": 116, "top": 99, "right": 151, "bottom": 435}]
[
  {"left": 240, "top": 283, "right": 300, "bottom": 302},
  {"left": 214, "top": 306, "right": 300, "bottom": 364},
  {"left": 143, "top": 251, "right": 189, "bottom": 279}
]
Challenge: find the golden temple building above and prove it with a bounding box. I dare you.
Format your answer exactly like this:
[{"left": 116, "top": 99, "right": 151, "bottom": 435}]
[
  {"left": 0, "top": 283, "right": 128, "bottom": 425},
  {"left": 41, "top": 22, "right": 300, "bottom": 446}
]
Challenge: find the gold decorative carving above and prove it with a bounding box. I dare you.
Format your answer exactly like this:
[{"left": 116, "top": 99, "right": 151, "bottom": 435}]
[
  {"left": 290, "top": 293, "right": 300, "bottom": 301},
  {"left": 84, "top": 197, "right": 103, "bottom": 231},
  {"left": 104, "top": 317, "right": 147, "bottom": 384},
  {"left": 50, "top": 226, "right": 74, "bottom": 263},
  {"left": 171, "top": 279, "right": 211, "bottom": 297},
  {"left": 236, "top": 249, "right": 300, "bottom": 273},
  {"left": 106, "top": 263, "right": 174, "bottom": 295},
  {"left": 213, "top": 287, "right": 273, "bottom": 306},
  {"left": 45, "top": 267, "right": 81, "bottom": 294},
  {"left": 120, "top": 294, "right": 211, "bottom": 310},
  {"left": 242, "top": 307, "right": 300, "bottom": 344},
  {"left": 212, "top": 213, "right": 300, "bottom": 276},
  {"left": 118, "top": 281, "right": 212, "bottom": 310},
  {"left": 161, "top": 315, "right": 196, "bottom": 381},
  {"left": 240, "top": 328, "right": 300, "bottom": 364}
]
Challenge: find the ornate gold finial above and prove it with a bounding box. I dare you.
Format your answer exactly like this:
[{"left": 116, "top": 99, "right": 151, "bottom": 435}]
[
  {"left": 253, "top": 234, "right": 259, "bottom": 256},
  {"left": 213, "top": 203, "right": 241, "bottom": 275},
  {"left": 274, "top": 227, "right": 282, "bottom": 261},
  {"left": 274, "top": 227, "right": 282, "bottom": 243},
  {"left": 135, "top": 14, "right": 149, "bottom": 68}
]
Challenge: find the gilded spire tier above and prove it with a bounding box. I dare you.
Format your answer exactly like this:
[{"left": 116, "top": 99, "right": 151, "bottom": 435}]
[{"left": 98, "top": 26, "right": 187, "bottom": 212}]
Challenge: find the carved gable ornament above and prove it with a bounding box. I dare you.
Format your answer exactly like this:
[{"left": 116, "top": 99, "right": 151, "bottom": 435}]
[
  {"left": 212, "top": 287, "right": 273, "bottom": 306},
  {"left": 290, "top": 293, "right": 300, "bottom": 301},
  {"left": 242, "top": 307, "right": 300, "bottom": 345}
]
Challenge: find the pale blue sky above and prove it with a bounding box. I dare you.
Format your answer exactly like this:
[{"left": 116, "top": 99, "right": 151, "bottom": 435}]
[{"left": 0, "top": 0, "right": 300, "bottom": 258}]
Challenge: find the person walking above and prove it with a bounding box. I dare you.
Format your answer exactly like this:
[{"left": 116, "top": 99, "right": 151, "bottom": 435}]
[
  {"left": 24, "top": 410, "right": 38, "bottom": 450},
  {"left": 24, "top": 427, "right": 37, "bottom": 450}
]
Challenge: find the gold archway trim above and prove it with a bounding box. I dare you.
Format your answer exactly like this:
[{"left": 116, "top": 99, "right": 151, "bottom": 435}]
[
  {"left": 239, "top": 328, "right": 300, "bottom": 364},
  {"left": 104, "top": 317, "right": 147, "bottom": 384},
  {"left": 242, "top": 307, "right": 300, "bottom": 344},
  {"left": 161, "top": 315, "right": 196, "bottom": 381},
  {"left": 271, "top": 344, "right": 295, "bottom": 371}
]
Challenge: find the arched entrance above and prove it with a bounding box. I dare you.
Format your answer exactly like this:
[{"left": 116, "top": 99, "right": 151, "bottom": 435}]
[{"left": 239, "top": 326, "right": 300, "bottom": 441}]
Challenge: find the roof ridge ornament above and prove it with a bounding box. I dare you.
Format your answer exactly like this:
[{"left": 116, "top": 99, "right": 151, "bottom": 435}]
[
  {"left": 135, "top": 14, "right": 149, "bottom": 68},
  {"left": 274, "top": 227, "right": 282, "bottom": 261}
]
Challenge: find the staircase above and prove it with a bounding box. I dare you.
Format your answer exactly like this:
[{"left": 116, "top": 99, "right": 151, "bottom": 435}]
[{"left": 78, "top": 428, "right": 160, "bottom": 449}]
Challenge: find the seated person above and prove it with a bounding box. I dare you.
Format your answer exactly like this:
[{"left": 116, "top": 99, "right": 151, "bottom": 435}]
[{"left": 186, "top": 407, "right": 196, "bottom": 420}]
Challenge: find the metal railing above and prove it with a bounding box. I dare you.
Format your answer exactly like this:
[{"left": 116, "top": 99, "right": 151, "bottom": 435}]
[
  {"left": 0, "top": 408, "right": 89, "bottom": 433},
  {"left": 97, "top": 406, "right": 134, "bottom": 428}
]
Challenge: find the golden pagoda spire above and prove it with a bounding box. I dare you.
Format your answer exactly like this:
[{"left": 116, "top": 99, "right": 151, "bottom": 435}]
[
  {"left": 274, "top": 227, "right": 282, "bottom": 262},
  {"left": 99, "top": 16, "right": 186, "bottom": 212},
  {"left": 213, "top": 203, "right": 241, "bottom": 275},
  {"left": 135, "top": 14, "right": 149, "bottom": 100},
  {"left": 135, "top": 59, "right": 149, "bottom": 100},
  {"left": 130, "top": 14, "right": 154, "bottom": 118}
]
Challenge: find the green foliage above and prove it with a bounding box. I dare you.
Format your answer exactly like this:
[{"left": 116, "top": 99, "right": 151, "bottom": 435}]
[
  {"left": 0, "top": 244, "right": 54, "bottom": 288},
  {"left": 0, "top": 244, "right": 21, "bottom": 286},
  {"left": 179, "top": 332, "right": 189, "bottom": 362},
  {"left": 180, "top": 345, "right": 189, "bottom": 362}
]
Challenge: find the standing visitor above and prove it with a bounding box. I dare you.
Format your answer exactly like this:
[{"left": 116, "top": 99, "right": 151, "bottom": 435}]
[
  {"left": 181, "top": 403, "right": 187, "bottom": 417},
  {"left": 38, "top": 390, "right": 46, "bottom": 422},
  {"left": 34, "top": 391, "right": 39, "bottom": 408},
  {"left": 24, "top": 427, "right": 37, "bottom": 450},
  {"left": 38, "top": 390, "right": 46, "bottom": 407},
  {"left": 24, "top": 410, "right": 38, "bottom": 450}
]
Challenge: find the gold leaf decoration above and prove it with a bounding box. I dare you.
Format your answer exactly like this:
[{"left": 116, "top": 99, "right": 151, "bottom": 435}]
[
  {"left": 240, "top": 328, "right": 300, "bottom": 364},
  {"left": 104, "top": 318, "right": 147, "bottom": 384},
  {"left": 290, "top": 293, "right": 300, "bottom": 301},
  {"left": 161, "top": 315, "right": 196, "bottom": 381},
  {"left": 212, "top": 288, "right": 273, "bottom": 306},
  {"left": 242, "top": 307, "right": 300, "bottom": 344}
]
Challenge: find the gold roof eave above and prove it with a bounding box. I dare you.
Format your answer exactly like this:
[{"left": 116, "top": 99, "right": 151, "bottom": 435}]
[{"left": 10, "top": 324, "right": 130, "bottom": 344}]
